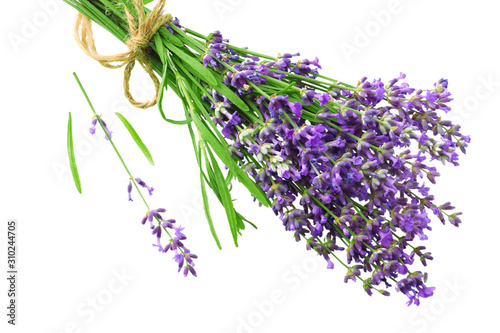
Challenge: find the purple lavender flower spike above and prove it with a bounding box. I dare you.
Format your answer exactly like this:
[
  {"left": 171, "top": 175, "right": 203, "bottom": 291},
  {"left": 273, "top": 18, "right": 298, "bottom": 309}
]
[
  {"left": 183, "top": 249, "right": 198, "bottom": 265},
  {"left": 89, "top": 117, "right": 112, "bottom": 140},
  {"left": 99, "top": 118, "right": 112, "bottom": 140},
  {"left": 183, "top": 264, "right": 197, "bottom": 277},
  {"left": 161, "top": 219, "right": 176, "bottom": 229},
  {"left": 173, "top": 252, "right": 184, "bottom": 265},
  {"left": 153, "top": 237, "right": 163, "bottom": 252},
  {"left": 174, "top": 225, "right": 187, "bottom": 240},
  {"left": 164, "top": 16, "right": 181, "bottom": 34},
  {"left": 135, "top": 177, "right": 154, "bottom": 196},
  {"left": 89, "top": 118, "right": 97, "bottom": 135},
  {"left": 127, "top": 181, "right": 133, "bottom": 202},
  {"left": 148, "top": 209, "right": 157, "bottom": 222},
  {"left": 317, "top": 93, "right": 331, "bottom": 106},
  {"left": 140, "top": 206, "right": 197, "bottom": 276}
]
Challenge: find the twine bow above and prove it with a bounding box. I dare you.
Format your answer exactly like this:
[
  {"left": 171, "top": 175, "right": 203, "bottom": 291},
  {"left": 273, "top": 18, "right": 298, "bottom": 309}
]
[{"left": 74, "top": 0, "right": 172, "bottom": 109}]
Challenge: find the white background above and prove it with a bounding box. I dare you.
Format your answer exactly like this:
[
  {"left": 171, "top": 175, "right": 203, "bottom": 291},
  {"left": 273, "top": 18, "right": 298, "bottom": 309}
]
[{"left": 1, "top": 0, "right": 499, "bottom": 332}]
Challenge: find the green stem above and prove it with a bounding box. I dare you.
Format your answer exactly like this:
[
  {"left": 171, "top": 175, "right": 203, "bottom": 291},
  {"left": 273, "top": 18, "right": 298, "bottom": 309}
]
[
  {"left": 73, "top": 72, "right": 150, "bottom": 206},
  {"left": 310, "top": 235, "right": 387, "bottom": 295},
  {"left": 73, "top": 72, "right": 180, "bottom": 247}
]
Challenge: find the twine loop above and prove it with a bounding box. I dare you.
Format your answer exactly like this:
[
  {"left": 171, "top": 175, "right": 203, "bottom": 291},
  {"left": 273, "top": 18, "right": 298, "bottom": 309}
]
[{"left": 74, "top": 0, "right": 172, "bottom": 109}]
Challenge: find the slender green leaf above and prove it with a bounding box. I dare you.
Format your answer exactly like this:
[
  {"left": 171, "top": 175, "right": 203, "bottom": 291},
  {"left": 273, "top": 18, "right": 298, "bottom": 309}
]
[
  {"left": 100, "top": 0, "right": 125, "bottom": 20},
  {"left": 204, "top": 150, "right": 218, "bottom": 194},
  {"left": 120, "top": 0, "right": 138, "bottom": 16},
  {"left": 154, "top": 53, "right": 192, "bottom": 125},
  {"left": 206, "top": 146, "right": 239, "bottom": 246},
  {"left": 200, "top": 165, "right": 222, "bottom": 250},
  {"left": 153, "top": 34, "right": 166, "bottom": 63},
  {"left": 225, "top": 170, "right": 234, "bottom": 187},
  {"left": 276, "top": 81, "right": 296, "bottom": 95},
  {"left": 167, "top": 23, "right": 206, "bottom": 54},
  {"left": 172, "top": 59, "right": 251, "bottom": 125},
  {"left": 237, "top": 213, "right": 258, "bottom": 229},
  {"left": 67, "top": 112, "right": 82, "bottom": 194},
  {"left": 196, "top": 140, "right": 222, "bottom": 249},
  {"left": 153, "top": 33, "right": 172, "bottom": 123},
  {"left": 114, "top": 112, "right": 155, "bottom": 166},
  {"left": 174, "top": 58, "right": 209, "bottom": 96},
  {"left": 210, "top": 78, "right": 250, "bottom": 112},
  {"left": 192, "top": 112, "right": 270, "bottom": 207},
  {"left": 167, "top": 44, "right": 218, "bottom": 87},
  {"left": 79, "top": 0, "right": 127, "bottom": 41},
  {"left": 158, "top": 28, "right": 184, "bottom": 47},
  {"left": 161, "top": 117, "right": 192, "bottom": 125},
  {"left": 177, "top": 75, "right": 270, "bottom": 207},
  {"left": 235, "top": 214, "right": 245, "bottom": 232}
]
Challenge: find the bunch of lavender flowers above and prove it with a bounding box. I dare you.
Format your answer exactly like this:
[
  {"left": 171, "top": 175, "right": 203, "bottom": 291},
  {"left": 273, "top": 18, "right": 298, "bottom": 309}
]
[{"left": 63, "top": 0, "right": 469, "bottom": 305}]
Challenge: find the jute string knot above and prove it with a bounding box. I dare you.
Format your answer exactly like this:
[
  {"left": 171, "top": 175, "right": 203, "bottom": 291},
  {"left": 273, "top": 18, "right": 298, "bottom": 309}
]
[{"left": 74, "top": 0, "right": 172, "bottom": 109}]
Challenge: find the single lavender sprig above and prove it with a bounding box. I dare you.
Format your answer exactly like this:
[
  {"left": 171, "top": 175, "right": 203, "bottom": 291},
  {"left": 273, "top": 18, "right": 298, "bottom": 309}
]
[{"left": 73, "top": 72, "right": 197, "bottom": 277}]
